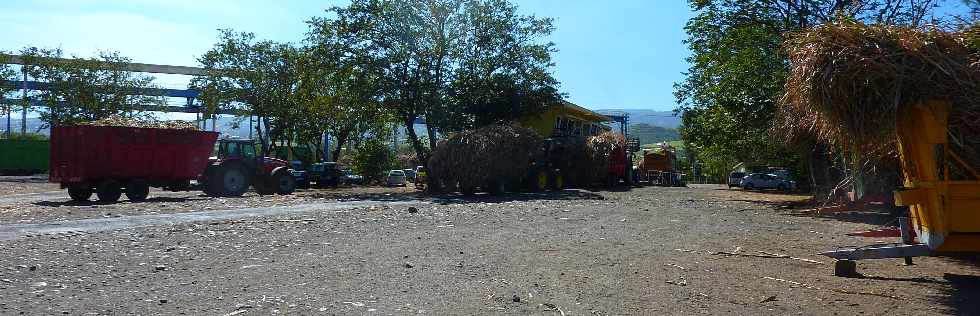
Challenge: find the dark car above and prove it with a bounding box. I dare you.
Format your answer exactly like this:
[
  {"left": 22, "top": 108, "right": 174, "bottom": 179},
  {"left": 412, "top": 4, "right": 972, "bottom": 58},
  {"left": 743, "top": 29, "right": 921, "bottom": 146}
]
[
  {"left": 728, "top": 172, "right": 746, "bottom": 188},
  {"left": 290, "top": 161, "right": 310, "bottom": 189},
  {"left": 308, "top": 162, "right": 344, "bottom": 188},
  {"left": 341, "top": 169, "right": 364, "bottom": 185}
]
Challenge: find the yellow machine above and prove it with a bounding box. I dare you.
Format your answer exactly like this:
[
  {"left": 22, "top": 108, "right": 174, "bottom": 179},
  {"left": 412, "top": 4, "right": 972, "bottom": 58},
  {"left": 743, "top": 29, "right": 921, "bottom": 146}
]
[
  {"left": 822, "top": 100, "right": 980, "bottom": 275},
  {"left": 893, "top": 100, "right": 980, "bottom": 252}
]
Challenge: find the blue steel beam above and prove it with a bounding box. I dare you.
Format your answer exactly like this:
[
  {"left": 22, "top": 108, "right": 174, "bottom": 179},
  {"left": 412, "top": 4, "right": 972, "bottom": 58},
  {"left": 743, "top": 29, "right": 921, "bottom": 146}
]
[
  {"left": 2, "top": 98, "right": 239, "bottom": 115},
  {"left": 1, "top": 80, "right": 199, "bottom": 98}
]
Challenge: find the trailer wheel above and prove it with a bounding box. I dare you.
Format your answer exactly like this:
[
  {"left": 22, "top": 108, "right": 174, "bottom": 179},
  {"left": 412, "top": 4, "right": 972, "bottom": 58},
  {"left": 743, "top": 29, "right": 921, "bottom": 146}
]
[
  {"left": 96, "top": 180, "right": 122, "bottom": 203},
  {"left": 125, "top": 179, "right": 150, "bottom": 202},
  {"left": 213, "top": 163, "right": 249, "bottom": 197},
  {"left": 487, "top": 179, "right": 508, "bottom": 196},
  {"left": 67, "top": 185, "right": 92, "bottom": 202}
]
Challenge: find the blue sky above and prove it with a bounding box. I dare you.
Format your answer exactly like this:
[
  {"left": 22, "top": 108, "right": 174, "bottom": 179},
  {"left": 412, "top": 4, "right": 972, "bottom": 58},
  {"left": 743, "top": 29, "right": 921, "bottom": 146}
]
[
  {"left": 1, "top": 1, "right": 973, "bottom": 112},
  {"left": 1, "top": 0, "right": 695, "bottom": 111}
]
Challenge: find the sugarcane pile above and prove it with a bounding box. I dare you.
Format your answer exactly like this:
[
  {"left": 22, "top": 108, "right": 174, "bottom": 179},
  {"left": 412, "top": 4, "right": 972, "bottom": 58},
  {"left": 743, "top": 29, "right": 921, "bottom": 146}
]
[
  {"left": 79, "top": 116, "right": 199, "bottom": 130},
  {"left": 428, "top": 124, "right": 543, "bottom": 190},
  {"left": 583, "top": 131, "right": 626, "bottom": 183},
  {"left": 779, "top": 20, "right": 980, "bottom": 176}
]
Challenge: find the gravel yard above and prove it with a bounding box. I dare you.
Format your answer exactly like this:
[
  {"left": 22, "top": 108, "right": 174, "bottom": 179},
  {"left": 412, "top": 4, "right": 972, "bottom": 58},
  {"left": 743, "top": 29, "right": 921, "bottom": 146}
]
[{"left": 0, "top": 182, "right": 977, "bottom": 315}]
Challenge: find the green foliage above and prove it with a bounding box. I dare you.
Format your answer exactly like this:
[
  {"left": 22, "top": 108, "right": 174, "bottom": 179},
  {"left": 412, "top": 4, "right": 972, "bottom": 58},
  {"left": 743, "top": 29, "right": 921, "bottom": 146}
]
[
  {"left": 630, "top": 123, "right": 679, "bottom": 145},
  {"left": 192, "top": 31, "right": 302, "bottom": 153},
  {"left": 0, "top": 53, "right": 15, "bottom": 112},
  {"left": 352, "top": 137, "right": 395, "bottom": 182},
  {"left": 674, "top": 0, "right": 946, "bottom": 185},
  {"left": 307, "top": 0, "right": 561, "bottom": 165},
  {"left": 0, "top": 133, "right": 48, "bottom": 141},
  {"left": 18, "top": 47, "right": 163, "bottom": 128}
]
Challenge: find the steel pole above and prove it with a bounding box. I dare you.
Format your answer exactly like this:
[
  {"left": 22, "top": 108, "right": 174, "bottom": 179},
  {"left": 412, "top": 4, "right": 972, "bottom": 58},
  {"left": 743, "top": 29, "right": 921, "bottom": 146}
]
[{"left": 21, "top": 67, "right": 27, "bottom": 134}]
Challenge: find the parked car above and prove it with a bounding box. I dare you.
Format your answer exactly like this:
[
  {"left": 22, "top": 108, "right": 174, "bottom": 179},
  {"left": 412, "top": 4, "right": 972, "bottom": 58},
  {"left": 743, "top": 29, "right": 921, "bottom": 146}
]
[
  {"left": 308, "top": 162, "right": 343, "bottom": 188},
  {"left": 341, "top": 169, "right": 364, "bottom": 185},
  {"left": 385, "top": 170, "right": 408, "bottom": 186},
  {"left": 290, "top": 161, "right": 310, "bottom": 189},
  {"left": 403, "top": 169, "right": 417, "bottom": 182},
  {"left": 741, "top": 173, "right": 796, "bottom": 191},
  {"left": 728, "top": 172, "right": 746, "bottom": 188}
]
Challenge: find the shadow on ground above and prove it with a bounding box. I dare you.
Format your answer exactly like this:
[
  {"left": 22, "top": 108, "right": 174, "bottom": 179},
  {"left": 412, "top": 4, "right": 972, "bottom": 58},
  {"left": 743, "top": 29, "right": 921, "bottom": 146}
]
[{"left": 32, "top": 196, "right": 202, "bottom": 207}]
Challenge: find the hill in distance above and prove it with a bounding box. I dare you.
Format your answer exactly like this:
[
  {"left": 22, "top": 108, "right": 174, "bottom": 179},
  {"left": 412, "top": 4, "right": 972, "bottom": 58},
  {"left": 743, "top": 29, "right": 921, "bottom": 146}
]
[{"left": 595, "top": 109, "right": 682, "bottom": 129}]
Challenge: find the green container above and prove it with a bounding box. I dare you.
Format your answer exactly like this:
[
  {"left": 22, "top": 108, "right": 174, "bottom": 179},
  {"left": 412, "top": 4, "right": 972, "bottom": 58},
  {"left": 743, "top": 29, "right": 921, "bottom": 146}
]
[{"left": 0, "top": 139, "right": 50, "bottom": 174}]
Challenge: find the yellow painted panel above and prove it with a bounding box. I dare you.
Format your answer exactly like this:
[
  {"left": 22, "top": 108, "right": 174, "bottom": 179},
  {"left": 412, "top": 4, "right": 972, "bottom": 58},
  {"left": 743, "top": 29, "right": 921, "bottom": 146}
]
[{"left": 937, "top": 235, "right": 980, "bottom": 252}]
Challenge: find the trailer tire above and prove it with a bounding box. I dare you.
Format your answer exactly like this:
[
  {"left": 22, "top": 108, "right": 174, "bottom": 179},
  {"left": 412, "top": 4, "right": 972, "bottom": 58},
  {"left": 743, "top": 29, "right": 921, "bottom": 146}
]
[
  {"left": 125, "top": 179, "right": 150, "bottom": 202},
  {"left": 96, "top": 180, "right": 122, "bottom": 203},
  {"left": 67, "top": 185, "right": 92, "bottom": 202},
  {"left": 487, "top": 179, "right": 508, "bottom": 196}
]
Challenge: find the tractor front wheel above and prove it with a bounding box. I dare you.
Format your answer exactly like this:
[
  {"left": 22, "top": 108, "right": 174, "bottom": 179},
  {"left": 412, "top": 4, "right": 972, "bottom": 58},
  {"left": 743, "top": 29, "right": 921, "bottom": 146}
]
[{"left": 274, "top": 170, "right": 297, "bottom": 195}]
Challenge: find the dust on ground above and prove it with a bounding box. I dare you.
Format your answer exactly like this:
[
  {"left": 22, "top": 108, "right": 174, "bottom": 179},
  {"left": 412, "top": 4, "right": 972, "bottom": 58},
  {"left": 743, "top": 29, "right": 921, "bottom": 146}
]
[{"left": 0, "top": 184, "right": 977, "bottom": 315}]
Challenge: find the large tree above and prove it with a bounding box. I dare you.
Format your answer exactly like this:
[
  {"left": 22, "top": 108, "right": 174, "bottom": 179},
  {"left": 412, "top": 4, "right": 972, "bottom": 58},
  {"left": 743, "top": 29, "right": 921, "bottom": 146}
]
[
  {"left": 307, "top": 0, "right": 561, "bottom": 166},
  {"left": 674, "top": 0, "right": 947, "bottom": 185},
  {"left": 192, "top": 30, "right": 302, "bottom": 154}
]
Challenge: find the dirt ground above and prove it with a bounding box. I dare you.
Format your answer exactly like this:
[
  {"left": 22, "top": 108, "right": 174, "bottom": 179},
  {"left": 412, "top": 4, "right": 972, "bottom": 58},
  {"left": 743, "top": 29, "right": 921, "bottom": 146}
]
[{"left": 0, "top": 181, "right": 978, "bottom": 315}]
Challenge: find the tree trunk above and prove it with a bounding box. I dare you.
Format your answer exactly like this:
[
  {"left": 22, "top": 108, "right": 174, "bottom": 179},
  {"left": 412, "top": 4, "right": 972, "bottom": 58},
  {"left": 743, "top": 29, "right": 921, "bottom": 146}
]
[
  {"left": 331, "top": 129, "right": 351, "bottom": 163},
  {"left": 404, "top": 116, "right": 428, "bottom": 167}
]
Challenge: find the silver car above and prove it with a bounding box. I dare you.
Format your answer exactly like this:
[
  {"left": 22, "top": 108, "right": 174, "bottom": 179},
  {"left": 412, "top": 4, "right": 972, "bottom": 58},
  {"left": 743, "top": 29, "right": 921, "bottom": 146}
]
[
  {"left": 741, "top": 173, "right": 796, "bottom": 191},
  {"left": 385, "top": 170, "right": 407, "bottom": 186}
]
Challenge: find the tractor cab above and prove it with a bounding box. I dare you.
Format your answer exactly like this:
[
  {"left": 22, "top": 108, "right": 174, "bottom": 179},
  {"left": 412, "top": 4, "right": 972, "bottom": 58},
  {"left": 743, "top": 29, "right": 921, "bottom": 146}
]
[{"left": 216, "top": 139, "right": 258, "bottom": 160}]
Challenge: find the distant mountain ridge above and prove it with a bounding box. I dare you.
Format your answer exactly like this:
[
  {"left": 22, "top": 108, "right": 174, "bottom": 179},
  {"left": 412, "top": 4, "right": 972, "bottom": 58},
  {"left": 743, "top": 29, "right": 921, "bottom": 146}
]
[{"left": 595, "top": 109, "right": 681, "bottom": 128}]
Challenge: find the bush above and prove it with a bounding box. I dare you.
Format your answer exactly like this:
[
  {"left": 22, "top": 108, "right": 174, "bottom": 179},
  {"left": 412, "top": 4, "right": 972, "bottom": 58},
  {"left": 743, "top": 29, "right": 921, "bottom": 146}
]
[{"left": 352, "top": 137, "right": 394, "bottom": 183}]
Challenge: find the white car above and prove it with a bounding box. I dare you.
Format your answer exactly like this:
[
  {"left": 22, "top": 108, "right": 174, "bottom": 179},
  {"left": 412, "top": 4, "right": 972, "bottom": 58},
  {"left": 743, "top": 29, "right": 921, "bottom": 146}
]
[
  {"left": 385, "top": 170, "right": 407, "bottom": 186},
  {"left": 741, "top": 173, "right": 796, "bottom": 191}
]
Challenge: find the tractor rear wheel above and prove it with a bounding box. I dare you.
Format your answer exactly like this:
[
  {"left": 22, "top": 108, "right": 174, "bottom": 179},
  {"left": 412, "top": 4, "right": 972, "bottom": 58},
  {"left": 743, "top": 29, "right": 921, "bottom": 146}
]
[
  {"left": 67, "top": 185, "right": 92, "bottom": 202},
  {"left": 96, "top": 180, "right": 122, "bottom": 203},
  {"left": 213, "top": 164, "right": 249, "bottom": 197},
  {"left": 125, "top": 179, "right": 150, "bottom": 202}
]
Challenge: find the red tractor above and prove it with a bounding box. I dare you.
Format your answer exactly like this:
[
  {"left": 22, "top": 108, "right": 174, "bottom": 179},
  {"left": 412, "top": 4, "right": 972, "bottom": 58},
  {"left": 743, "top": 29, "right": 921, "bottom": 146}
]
[{"left": 200, "top": 139, "right": 297, "bottom": 197}]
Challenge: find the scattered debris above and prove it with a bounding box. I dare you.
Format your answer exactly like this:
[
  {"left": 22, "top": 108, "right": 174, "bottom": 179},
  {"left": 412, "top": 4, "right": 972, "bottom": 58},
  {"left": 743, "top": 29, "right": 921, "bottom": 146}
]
[
  {"left": 760, "top": 295, "right": 778, "bottom": 303},
  {"left": 407, "top": 207, "right": 418, "bottom": 214},
  {"left": 712, "top": 250, "right": 824, "bottom": 264},
  {"left": 664, "top": 263, "right": 687, "bottom": 270}
]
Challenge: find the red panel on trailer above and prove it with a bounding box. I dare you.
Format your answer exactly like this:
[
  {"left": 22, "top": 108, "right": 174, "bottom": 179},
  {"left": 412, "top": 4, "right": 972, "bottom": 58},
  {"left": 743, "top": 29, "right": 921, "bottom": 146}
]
[{"left": 49, "top": 125, "right": 218, "bottom": 184}]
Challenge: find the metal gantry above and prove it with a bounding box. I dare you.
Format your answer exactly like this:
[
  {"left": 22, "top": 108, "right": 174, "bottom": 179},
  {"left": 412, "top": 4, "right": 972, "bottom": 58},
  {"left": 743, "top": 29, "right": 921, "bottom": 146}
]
[{"left": 1, "top": 54, "right": 213, "bottom": 136}]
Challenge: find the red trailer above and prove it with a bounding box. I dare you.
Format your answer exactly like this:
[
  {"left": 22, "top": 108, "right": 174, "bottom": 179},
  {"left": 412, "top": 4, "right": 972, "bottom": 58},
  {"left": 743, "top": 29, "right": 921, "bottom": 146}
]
[{"left": 50, "top": 125, "right": 219, "bottom": 203}]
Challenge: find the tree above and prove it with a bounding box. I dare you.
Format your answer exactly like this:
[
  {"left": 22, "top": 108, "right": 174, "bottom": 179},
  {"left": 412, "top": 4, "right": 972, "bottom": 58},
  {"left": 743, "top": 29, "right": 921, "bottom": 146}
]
[
  {"left": 674, "top": 0, "right": 948, "bottom": 189},
  {"left": 193, "top": 30, "right": 304, "bottom": 154},
  {"left": 302, "top": 21, "right": 393, "bottom": 163},
  {"left": 0, "top": 53, "right": 16, "bottom": 135},
  {"left": 18, "top": 47, "right": 163, "bottom": 128},
  {"left": 352, "top": 136, "right": 395, "bottom": 183},
  {"left": 307, "top": 0, "right": 561, "bottom": 167}
]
